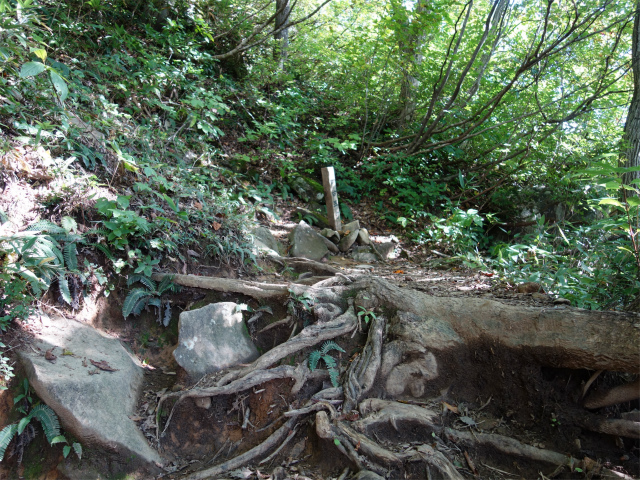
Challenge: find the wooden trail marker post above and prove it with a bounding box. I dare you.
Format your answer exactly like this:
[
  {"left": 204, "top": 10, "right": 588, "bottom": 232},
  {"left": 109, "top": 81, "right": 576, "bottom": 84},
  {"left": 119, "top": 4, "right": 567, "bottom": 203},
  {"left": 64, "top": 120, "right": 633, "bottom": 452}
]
[{"left": 321, "top": 166, "right": 341, "bottom": 231}]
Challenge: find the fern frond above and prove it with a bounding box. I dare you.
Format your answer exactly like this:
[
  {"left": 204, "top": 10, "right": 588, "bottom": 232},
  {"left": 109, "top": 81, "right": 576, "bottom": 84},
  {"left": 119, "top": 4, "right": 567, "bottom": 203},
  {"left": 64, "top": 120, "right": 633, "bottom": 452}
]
[
  {"left": 320, "top": 341, "right": 345, "bottom": 356},
  {"left": 58, "top": 275, "right": 72, "bottom": 305},
  {"left": 95, "top": 244, "right": 115, "bottom": 261},
  {"left": 328, "top": 367, "right": 340, "bottom": 388},
  {"left": 123, "top": 288, "right": 152, "bottom": 318},
  {"left": 146, "top": 297, "right": 161, "bottom": 309},
  {"left": 322, "top": 355, "right": 337, "bottom": 369},
  {"left": 28, "top": 405, "right": 61, "bottom": 444},
  {"left": 35, "top": 241, "right": 63, "bottom": 265},
  {"left": 308, "top": 350, "right": 322, "bottom": 371},
  {"left": 63, "top": 243, "right": 78, "bottom": 271},
  {"left": 0, "top": 423, "right": 18, "bottom": 461},
  {"left": 157, "top": 275, "right": 181, "bottom": 294},
  {"left": 27, "top": 221, "right": 65, "bottom": 234},
  {"left": 127, "top": 274, "right": 156, "bottom": 290}
]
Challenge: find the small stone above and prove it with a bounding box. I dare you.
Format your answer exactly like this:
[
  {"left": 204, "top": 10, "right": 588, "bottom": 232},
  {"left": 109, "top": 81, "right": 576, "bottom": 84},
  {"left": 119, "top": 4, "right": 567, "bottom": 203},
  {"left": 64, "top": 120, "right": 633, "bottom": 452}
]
[
  {"left": 516, "top": 282, "right": 543, "bottom": 294},
  {"left": 194, "top": 397, "right": 212, "bottom": 409},
  {"left": 553, "top": 297, "right": 571, "bottom": 305}
]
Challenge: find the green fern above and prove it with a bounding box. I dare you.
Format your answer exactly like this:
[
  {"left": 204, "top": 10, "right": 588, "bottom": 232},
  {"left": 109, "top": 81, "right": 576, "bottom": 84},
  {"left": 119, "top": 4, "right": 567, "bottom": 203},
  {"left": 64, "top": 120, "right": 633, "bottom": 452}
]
[
  {"left": 26, "top": 405, "right": 61, "bottom": 443},
  {"left": 0, "top": 424, "right": 18, "bottom": 461},
  {"left": 157, "top": 275, "right": 181, "bottom": 294},
  {"left": 308, "top": 350, "right": 322, "bottom": 371},
  {"left": 26, "top": 220, "right": 66, "bottom": 234},
  {"left": 63, "top": 243, "right": 78, "bottom": 271},
  {"left": 320, "top": 341, "right": 345, "bottom": 356},
  {"left": 95, "top": 244, "right": 115, "bottom": 262},
  {"left": 127, "top": 274, "right": 156, "bottom": 290},
  {"left": 328, "top": 368, "right": 340, "bottom": 388},
  {"left": 58, "top": 274, "right": 72, "bottom": 305},
  {"left": 308, "top": 341, "right": 345, "bottom": 388},
  {"left": 122, "top": 288, "right": 153, "bottom": 318}
]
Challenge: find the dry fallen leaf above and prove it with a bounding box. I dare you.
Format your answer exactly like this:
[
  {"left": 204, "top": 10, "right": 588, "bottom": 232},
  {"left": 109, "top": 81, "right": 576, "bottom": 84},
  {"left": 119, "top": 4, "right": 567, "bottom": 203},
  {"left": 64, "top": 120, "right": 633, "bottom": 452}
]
[
  {"left": 212, "top": 221, "right": 222, "bottom": 231},
  {"left": 45, "top": 348, "right": 57, "bottom": 363},
  {"left": 393, "top": 270, "right": 405, "bottom": 274},
  {"left": 442, "top": 401, "right": 459, "bottom": 414},
  {"left": 90, "top": 359, "right": 118, "bottom": 372}
]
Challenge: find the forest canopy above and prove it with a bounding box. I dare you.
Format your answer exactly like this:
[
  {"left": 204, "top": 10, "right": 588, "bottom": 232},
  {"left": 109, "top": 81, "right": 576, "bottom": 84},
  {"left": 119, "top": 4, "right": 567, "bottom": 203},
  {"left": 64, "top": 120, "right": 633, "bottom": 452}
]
[{"left": 0, "top": 0, "right": 639, "bottom": 314}]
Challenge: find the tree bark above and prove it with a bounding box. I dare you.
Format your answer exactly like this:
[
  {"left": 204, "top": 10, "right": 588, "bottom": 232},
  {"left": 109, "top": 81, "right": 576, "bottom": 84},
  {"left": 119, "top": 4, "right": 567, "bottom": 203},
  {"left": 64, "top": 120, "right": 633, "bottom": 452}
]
[
  {"left": 623, "top": 0, "right": 640, "bottom": 186},
  {"left": 274, "top": 0, "right": 291, "bottom": 70}
]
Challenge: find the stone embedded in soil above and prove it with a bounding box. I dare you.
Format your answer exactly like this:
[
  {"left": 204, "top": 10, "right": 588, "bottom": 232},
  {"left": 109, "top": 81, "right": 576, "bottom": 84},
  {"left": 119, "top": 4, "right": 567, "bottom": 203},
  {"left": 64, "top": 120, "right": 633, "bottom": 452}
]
[
  {"left": 173, "top": 302, "right": 259, "bottom": 379},
  {"left": 375, "top": 242, "right": 396, "bottom": 259},
  {"left": 251, "top": 226, "right": 281, "bottom": 256},
  {"left": 338, "top": 228, "right": 359, "bottom": 252},
  {"left": 289, "top": 221, "right": 330, "bottom": 261},
  {"left": 17, "top": 315, "right": 161, "bottom": 466},
  {"left": 357, "top": 227, "right": 371, "bottom": 245}
]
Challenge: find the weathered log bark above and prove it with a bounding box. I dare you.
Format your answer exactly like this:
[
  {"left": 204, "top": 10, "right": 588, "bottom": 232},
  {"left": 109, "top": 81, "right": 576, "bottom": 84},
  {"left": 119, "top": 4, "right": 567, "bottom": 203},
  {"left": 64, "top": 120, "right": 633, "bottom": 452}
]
[{"left": 355, "top": 277, "right": 640, "bottom": 373}]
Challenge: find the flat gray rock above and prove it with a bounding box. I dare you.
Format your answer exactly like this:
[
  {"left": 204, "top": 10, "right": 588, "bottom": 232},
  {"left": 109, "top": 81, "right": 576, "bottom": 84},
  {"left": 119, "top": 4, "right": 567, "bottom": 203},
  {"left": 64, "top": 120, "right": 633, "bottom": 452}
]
[
  {"left": 17, "top": 315, "right": 160, "bottom": 466},
  {"left": 289, "top": 221, "right": 329, "bottom": 261},
  {"left": 252, "top": 226, "right": 281, "bottom": 255},
  {"left": 174, "top": 302, "right": 259, "bottom": 379}
]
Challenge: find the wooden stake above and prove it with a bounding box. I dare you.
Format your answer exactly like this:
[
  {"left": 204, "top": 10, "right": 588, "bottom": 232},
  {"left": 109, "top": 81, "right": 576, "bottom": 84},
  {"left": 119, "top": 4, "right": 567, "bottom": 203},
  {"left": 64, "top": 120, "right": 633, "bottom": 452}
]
[{"left": 321, "top": 166, "right": 341, "bottom": 231}]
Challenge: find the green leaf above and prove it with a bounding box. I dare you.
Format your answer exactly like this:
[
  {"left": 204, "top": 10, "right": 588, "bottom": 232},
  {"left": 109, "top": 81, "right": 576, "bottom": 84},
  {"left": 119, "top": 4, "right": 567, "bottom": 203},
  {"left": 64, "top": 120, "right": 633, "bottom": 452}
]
[
  {"left": 334, "top": 438, "right": 341, "bottom": 446},
  {"left": 20, "top": 61, "right": 46, "bottom": 78},
  {"left": 61, "top": 216, "right": 77, "bottom": 233},
  {"left": 599, "top": 198, "right": 624, "bottom": 208},
  {"left": 31, "top": 48, "right": 47, "bottom": 61},
  {"left": 49, "top": 70, "right": 68, "bottom": 101},
  {"left": 72, "top": 442, "right": 82, "bottom": 459},
  {"left": 627, "top": 197, "right": 640, "bottom": 207},
  {"left": 63, "top": 445, "right": 71, "bottom": 458},
  {"left": 50, "top": 435, "right": 67, "bottom": 445},
  {"left": 17, "top": 416, "right": 30, "bottom": 435}
]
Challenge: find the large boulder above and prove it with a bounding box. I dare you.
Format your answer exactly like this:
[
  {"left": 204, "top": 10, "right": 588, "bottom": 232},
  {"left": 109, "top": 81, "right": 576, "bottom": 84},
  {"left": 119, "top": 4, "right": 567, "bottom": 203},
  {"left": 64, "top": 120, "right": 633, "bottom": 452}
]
[
  {"left": 289, "top": 221, "right": 329, "bottom": 261},
  {"left": 17, "top": 315, "right": 161, "bottom": 466},
  {"left": 173, "top": 302, "right": 259, "bottom": 379}
]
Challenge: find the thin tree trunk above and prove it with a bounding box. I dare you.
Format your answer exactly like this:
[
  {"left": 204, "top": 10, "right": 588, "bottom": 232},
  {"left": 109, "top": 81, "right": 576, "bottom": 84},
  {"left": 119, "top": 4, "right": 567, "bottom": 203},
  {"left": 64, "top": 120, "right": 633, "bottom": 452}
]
[
  {"left": 274, "top": 0, "right": 291, "bottom": 70},
  {"left": 623, "top": 2, "right": 640, "bottom": 186}
]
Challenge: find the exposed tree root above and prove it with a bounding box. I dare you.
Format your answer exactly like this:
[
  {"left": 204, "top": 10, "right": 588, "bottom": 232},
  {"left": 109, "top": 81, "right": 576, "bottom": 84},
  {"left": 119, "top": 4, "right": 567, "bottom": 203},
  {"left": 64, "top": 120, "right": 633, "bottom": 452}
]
[
  {"left": 584, "top": 379, "right": 640, "bottom": 409},
  {"left": 444, "top": 429, "right": 634, "bottom": 479},
  {"left": 216, "top": 305, "right": 357, "bottom": 386},
  {"left": 182, "top": 415, "right": 300, "bottom": 480},
  {"left": 343, "top": 313, "right": 385, "bottom": 411},
  {"left": 154, "top": 275, "right": 640, "bottom": 479}
]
